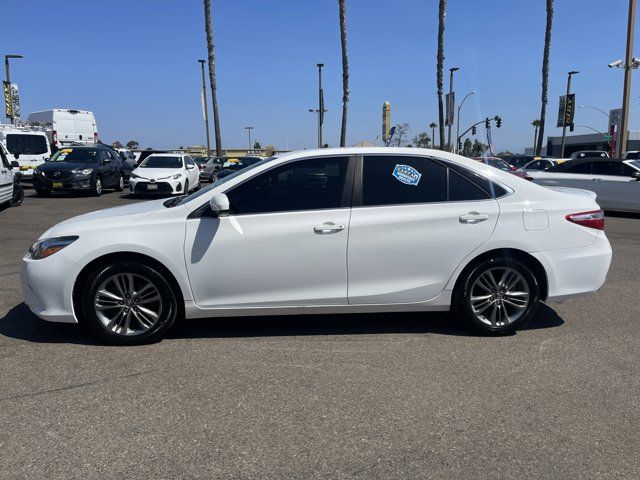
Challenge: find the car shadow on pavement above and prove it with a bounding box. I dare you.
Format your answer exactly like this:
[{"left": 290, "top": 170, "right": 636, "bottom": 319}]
[{"left": 0, "top": 302, "right": 564, "bottom": 344}]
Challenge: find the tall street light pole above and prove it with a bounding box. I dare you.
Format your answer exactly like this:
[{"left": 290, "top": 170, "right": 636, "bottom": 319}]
[
  {"left": 4, "top": 54, "right": 23, "bottom": 125},
  {"left": 317, "top": 63, "right": 325, "bottom": 148},
  {"left": 560, "top": 70, "right": 579, "bottom": 158},
  {"left": 455, "top": 90, "right": 475, "bottom": 153},
  {"left": 197, "top": 60, "right": 211, "bottom": 156},
  {"left": 619, "top": 0, "right": 637, "bottom": 158},
  {"left": 447, "top": 67, "right": 459, "bottom": 151},
  {"left": 244, "top": 126, "right": 254, "bottom": 151}
]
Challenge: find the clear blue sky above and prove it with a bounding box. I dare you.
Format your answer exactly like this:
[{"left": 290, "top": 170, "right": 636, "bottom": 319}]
[{"left": 3, "top": 0, "right": 640, "bottom": 152}]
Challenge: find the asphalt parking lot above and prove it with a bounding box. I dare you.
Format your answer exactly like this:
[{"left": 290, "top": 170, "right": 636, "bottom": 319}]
[{"left": 1, "top": 188, "right": 639, "bottom": 479}]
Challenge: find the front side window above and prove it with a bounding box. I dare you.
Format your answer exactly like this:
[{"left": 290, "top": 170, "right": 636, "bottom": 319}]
[
  {"left": 362, "top": 156, "right": 447, "bottom": 206},
  {"left": 6, "top": 134, "right": 48, "bottom": 155},
  {"left": 227, "top": 156, "right": 350, "bottom": 214},
  {"left": 592, "top": 161, "right": 623, "bottom": 176}
]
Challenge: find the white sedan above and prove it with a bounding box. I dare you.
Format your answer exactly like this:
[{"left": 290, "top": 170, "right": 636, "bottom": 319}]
[
  {"left": 527, "top": 158, "right": 640, "bottom": 212},
  {"left": 21, "top": 147, "right": 612, "bottom": 344},
  {"left": 129, "top": 153, "right": 200, "bottom": 196}
]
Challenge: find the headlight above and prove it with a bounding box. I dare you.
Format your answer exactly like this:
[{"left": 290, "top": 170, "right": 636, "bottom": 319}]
[
  {"left": 27, "top": 236, "right": 78, "bottom": 260},
  {"left": 73, "top": 168, "right": 93, "bottom": 175},
  {"left": 172, "top": 173, "right": 183, "bottom": 179}
]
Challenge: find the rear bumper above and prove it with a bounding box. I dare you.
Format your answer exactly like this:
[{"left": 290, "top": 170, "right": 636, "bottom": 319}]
[{"left": 532, "top": 232, "right": 612, "bottom": 302}]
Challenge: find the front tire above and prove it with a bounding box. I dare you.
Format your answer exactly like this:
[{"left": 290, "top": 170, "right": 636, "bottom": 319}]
[
  {"left": 115, "top": 174, "right": 124, "bottom": 192},
  {"left": 81, "top": 261, "right": 179, "bottom": 344},
  {"left": 452, "top": 257, "right": 540, "bottom": 335},
  {"left": 10, "top": 183, "right": 24, "bottom": 207},
  {"left": 92, "top": 176, "right": 103, "bottom": 197}
]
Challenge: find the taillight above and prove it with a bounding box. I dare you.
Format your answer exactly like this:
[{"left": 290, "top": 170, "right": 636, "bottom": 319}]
[
  {"left": 94, "top": 132, "right": 98, "bottom": 143},
  {"left": 52, "top": 130, "right": 58, "bottom": 145},
  {"left": 566, "top": 210, "right": 605, "bottom": 230},
  {"left": 510, "top": 166, "right": 517, "bottom": 171}
]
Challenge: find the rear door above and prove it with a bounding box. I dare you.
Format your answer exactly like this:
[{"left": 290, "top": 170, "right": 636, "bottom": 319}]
[
  {"left": 347, "top": 155, "right": 500, "bottom": 305},
  {"left": 533, "top": 162, "right": 590, "bottom": 190}
]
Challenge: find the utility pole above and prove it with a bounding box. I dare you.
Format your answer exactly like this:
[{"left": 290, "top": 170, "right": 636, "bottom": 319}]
[
  {"left": 4, "top": 54, "right": 23, "bottom": 125},
  {"left": 197, "top": 60, "right": 211, "bottom": 156},
  {"left": 447, "top": 67, "right": 459, "bottom": 151},
  {"left": 619, "top": 0, "right": 637, "bottom": 158},
  {"left": 317, "top": 63, "right": 324, "bottom": 148},
  {"left": 560, "top": 70, "right": 579, "bottom": 158},
  {"left": 244, "top": 126, "right": 254, "bottom": 151},
  {"left": 455, "top": 91, "right": 475, "bottom": 153}
]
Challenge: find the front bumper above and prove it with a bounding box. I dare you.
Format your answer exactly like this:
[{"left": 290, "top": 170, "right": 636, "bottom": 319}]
[
  {"left": 21, "top": 252, "right": 81, "bottom": 323},
  {"left": 532, "top": 232, "right": 613, "bottom": 302},
  {"left": 129, "top": 177, "right": 185, "bottom": 195},
  {"left": 33, "top": 174, "right": 94, "bottom": 191}
]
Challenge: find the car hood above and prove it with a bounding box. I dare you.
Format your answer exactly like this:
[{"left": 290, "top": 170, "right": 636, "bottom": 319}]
[
  {"left": 40, "top": 161, "right": 97, "bottom": 172},
  {"left": 40, "top": 198, "right": 169, "bottom": 239},
  {"left": 133, "top": 168, "right": 183, "bottom": 180}
]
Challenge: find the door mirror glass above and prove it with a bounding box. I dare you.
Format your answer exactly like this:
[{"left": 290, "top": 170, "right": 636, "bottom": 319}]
[
  {"left": 102, "top": 157, "right": 111, "bottom": 164},
  {"left": 209, "top": 193, "right": 230, "bottom": 217},
  {"left": 13, "top": 153, "right": 19, "bottom": 160},
  {"left": 187, "top": 164, "right": 195, "bottom": 170},
  {"left": 11, "top": 160, "right": 19, "bottom": 168}
]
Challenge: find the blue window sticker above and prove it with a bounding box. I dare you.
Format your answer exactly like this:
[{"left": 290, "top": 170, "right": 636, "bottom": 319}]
[{"left": 392, "top": 164, "right": 422, "bottom": 186}]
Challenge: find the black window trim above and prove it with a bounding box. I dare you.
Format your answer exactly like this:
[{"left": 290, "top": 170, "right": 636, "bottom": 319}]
[
  {"left": 351, "top": 153, "right": 511, "bottom": 209},
  {"left": 188, "top": 154, "right": 357, "bottom": 219}
]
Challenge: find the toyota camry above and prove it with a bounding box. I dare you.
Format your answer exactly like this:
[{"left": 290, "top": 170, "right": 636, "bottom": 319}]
[{"left": 21, "top": 148, "right": 612, "bottom": 344}]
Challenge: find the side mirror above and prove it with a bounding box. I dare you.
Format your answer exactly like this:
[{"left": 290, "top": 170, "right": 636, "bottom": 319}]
[
  {"left": 102, "top": 157, "right": 111, "bottom": 164},
  {"left": 187, "top": 164, "right": 195, "bottom": 170},
  {"left": 13, "top": 153, "right": 19, "bottom": 160},
  {"left": 208, "top": 193, "right": 230, "bottom": 217},
  {"left": 10, "top": 160, "right": 19, "bottom": 168}
]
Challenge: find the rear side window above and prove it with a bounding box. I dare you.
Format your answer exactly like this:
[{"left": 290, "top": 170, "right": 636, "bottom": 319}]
[
  {"left": 566, "top": 162, "right": 592, "bottom": 174},
  {"left": 6, "top": 134, "right": 48, "bottom": 155},
  {"left": 449, "top": 170, "right": 490, "bottom": 201},
  {"left": 362, "top": 156, "right": 447, "bottom": 206}
]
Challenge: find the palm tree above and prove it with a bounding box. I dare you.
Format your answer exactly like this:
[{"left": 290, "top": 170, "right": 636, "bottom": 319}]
[
  {"left": 204, "top": 0, "right": 222, "bottom": 157},
  {"left": 436, "top": 0, "right": 447, "bottom": 150},
  {"left": 536, "top": 0, "right": 553, "bottom": 156},
  {"left": 532, "top": 119, "right": 541, "bottom": 151},
  {"left": 338, "top": 0, "right": 350, "bottom": 148}
]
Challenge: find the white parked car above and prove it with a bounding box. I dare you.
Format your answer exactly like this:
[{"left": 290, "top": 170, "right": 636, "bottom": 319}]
[
  {"left": 21, "top": 148, "right": 612, "bottom": 344},
  {"left": 527, "top": 158, "right": 640, "bottom": 212},
  {"left": 516, "top": 158, "right": 558, "bottom": 173},
  {"left": 129, "top": 153, "right": 200, "bottom": 196}
]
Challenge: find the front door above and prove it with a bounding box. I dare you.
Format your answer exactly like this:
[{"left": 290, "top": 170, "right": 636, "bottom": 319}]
[
  {"left": 184, "top": 155, "right": 354, "bottom": 308},
  {"left": 588, "top": 161, "right": 640, "bottom": 211},
  {"left": 348, "top": 155, "right": 500, "bottom": 304},
  {"left": 0, "top": 146, "right": 13, "bottom": 204}
]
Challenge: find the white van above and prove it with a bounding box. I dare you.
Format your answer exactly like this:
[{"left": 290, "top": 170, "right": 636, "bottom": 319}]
[
  {"left": 27, "top": 109, "right": 97, "bottom": 149},
  {"left": 0, "top": 124, "right": 52, "bottom": 180}
]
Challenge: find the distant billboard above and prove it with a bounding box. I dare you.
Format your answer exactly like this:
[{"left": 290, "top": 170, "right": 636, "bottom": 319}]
[{"left": 557, "top": 94, "right": 575, "bottom": 128}]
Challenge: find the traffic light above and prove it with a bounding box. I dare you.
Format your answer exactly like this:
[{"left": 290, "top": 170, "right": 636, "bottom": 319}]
[
  {"left": 485, "top": 117, "right": 490, "bottom": 129},
  {"left": 472, "top": 126, "right": 477, "bottom": 135},
  {"left": 495, "top": 116, "right": 502, "bottom": 128}
]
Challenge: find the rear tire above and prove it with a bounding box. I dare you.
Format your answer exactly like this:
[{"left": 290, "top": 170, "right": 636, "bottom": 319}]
[
  {"left": 451, "top": 257, "right": 540, "bottom": 335},
  {"left": 10, "top": 183, "right": 24, "bottom": 207},
  {"left": 81, "top": 261, "right": 178, "bottom": 345}
]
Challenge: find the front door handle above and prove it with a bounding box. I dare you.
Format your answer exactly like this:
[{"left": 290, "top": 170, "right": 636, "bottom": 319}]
[
  {"left": 459, "top": 212, "right": 490, "bottom": 224},
  {"left": 314, "top": 222, "right": 345, "bottom": 234},
  {"left": 592, "top": 178, "right": 602, "bottom": 182}
]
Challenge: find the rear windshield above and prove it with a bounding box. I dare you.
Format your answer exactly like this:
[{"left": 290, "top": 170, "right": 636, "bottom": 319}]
[
  {"left": 6, "top": 134, "right": 48, "bottom": 155},
  {"left": 221, "top": 157, "right": 262, "bottom": 170},
  {"left": 50, "top": 148, "right": 99, "bottom": 163},
  {"left": 140, "top": 156, "right": 183, "bottom": 168}
]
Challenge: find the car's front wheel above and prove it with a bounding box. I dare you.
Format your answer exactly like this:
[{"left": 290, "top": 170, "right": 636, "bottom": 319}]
[
  {"left": 115, "top": 174, "right": 124, "bottom": 192},
  {"left": 92, "top": 176, "right": 103, "bottom": 197},
  {"left": 81, "top": 261, "right": 179, "bottom": 344},
  {"left": 452, "top": 257, "right": 540, "bottom": 335},
  {"left": 10, "top": 181, "right": 24, "bottom": 207}
]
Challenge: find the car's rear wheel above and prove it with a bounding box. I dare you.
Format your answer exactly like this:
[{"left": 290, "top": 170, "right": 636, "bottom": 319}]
[
  {"left": 115, "top": 174, "right": 124, "bottom": 192},
  {"left": 81, "top": 261, "right": 178, "bottom": 344},
  {"left": 10, "top": 182, "right": 24, "bottom": 207},
  {"left": 452, "top": 257, "right": 540, "bottom": 335}
]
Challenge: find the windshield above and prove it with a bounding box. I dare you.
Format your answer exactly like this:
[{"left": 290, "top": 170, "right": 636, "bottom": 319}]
[
  {"left": 169, "top": 156, "right": 277, "bottom": 207},
  {"left": 6, "top": 134, "right": 48, "bottom": 155},
  {"left": 193, "top": 157, "right": 208, "bottom": 165},
  {"left": 140, "top": 156, "right": 183, "bottom": 168},
  {"left": 50, "top": 148, "right": 99, "bottom": 163}
]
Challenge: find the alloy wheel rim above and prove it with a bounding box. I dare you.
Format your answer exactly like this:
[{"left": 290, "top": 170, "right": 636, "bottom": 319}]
[
  {"left": 469, "top": 267, "right": 530, "bottom": 327},
  {"left": 94, "top": 273, "right": 162, "bottom": 336},
  {"left": 96, "top": 179, "right": 102, "bottom": 194},
  {"left": 119, "top": 176, "right": 124, "bottom": 189}
]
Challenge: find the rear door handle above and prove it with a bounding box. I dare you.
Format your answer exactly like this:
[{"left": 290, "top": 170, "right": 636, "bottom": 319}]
[
  {"left": 459, "top": 212, "right": 490, "bottom": 224},
  {"left": 314, "top": 222, "right": 345, "bottom": 234}
]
